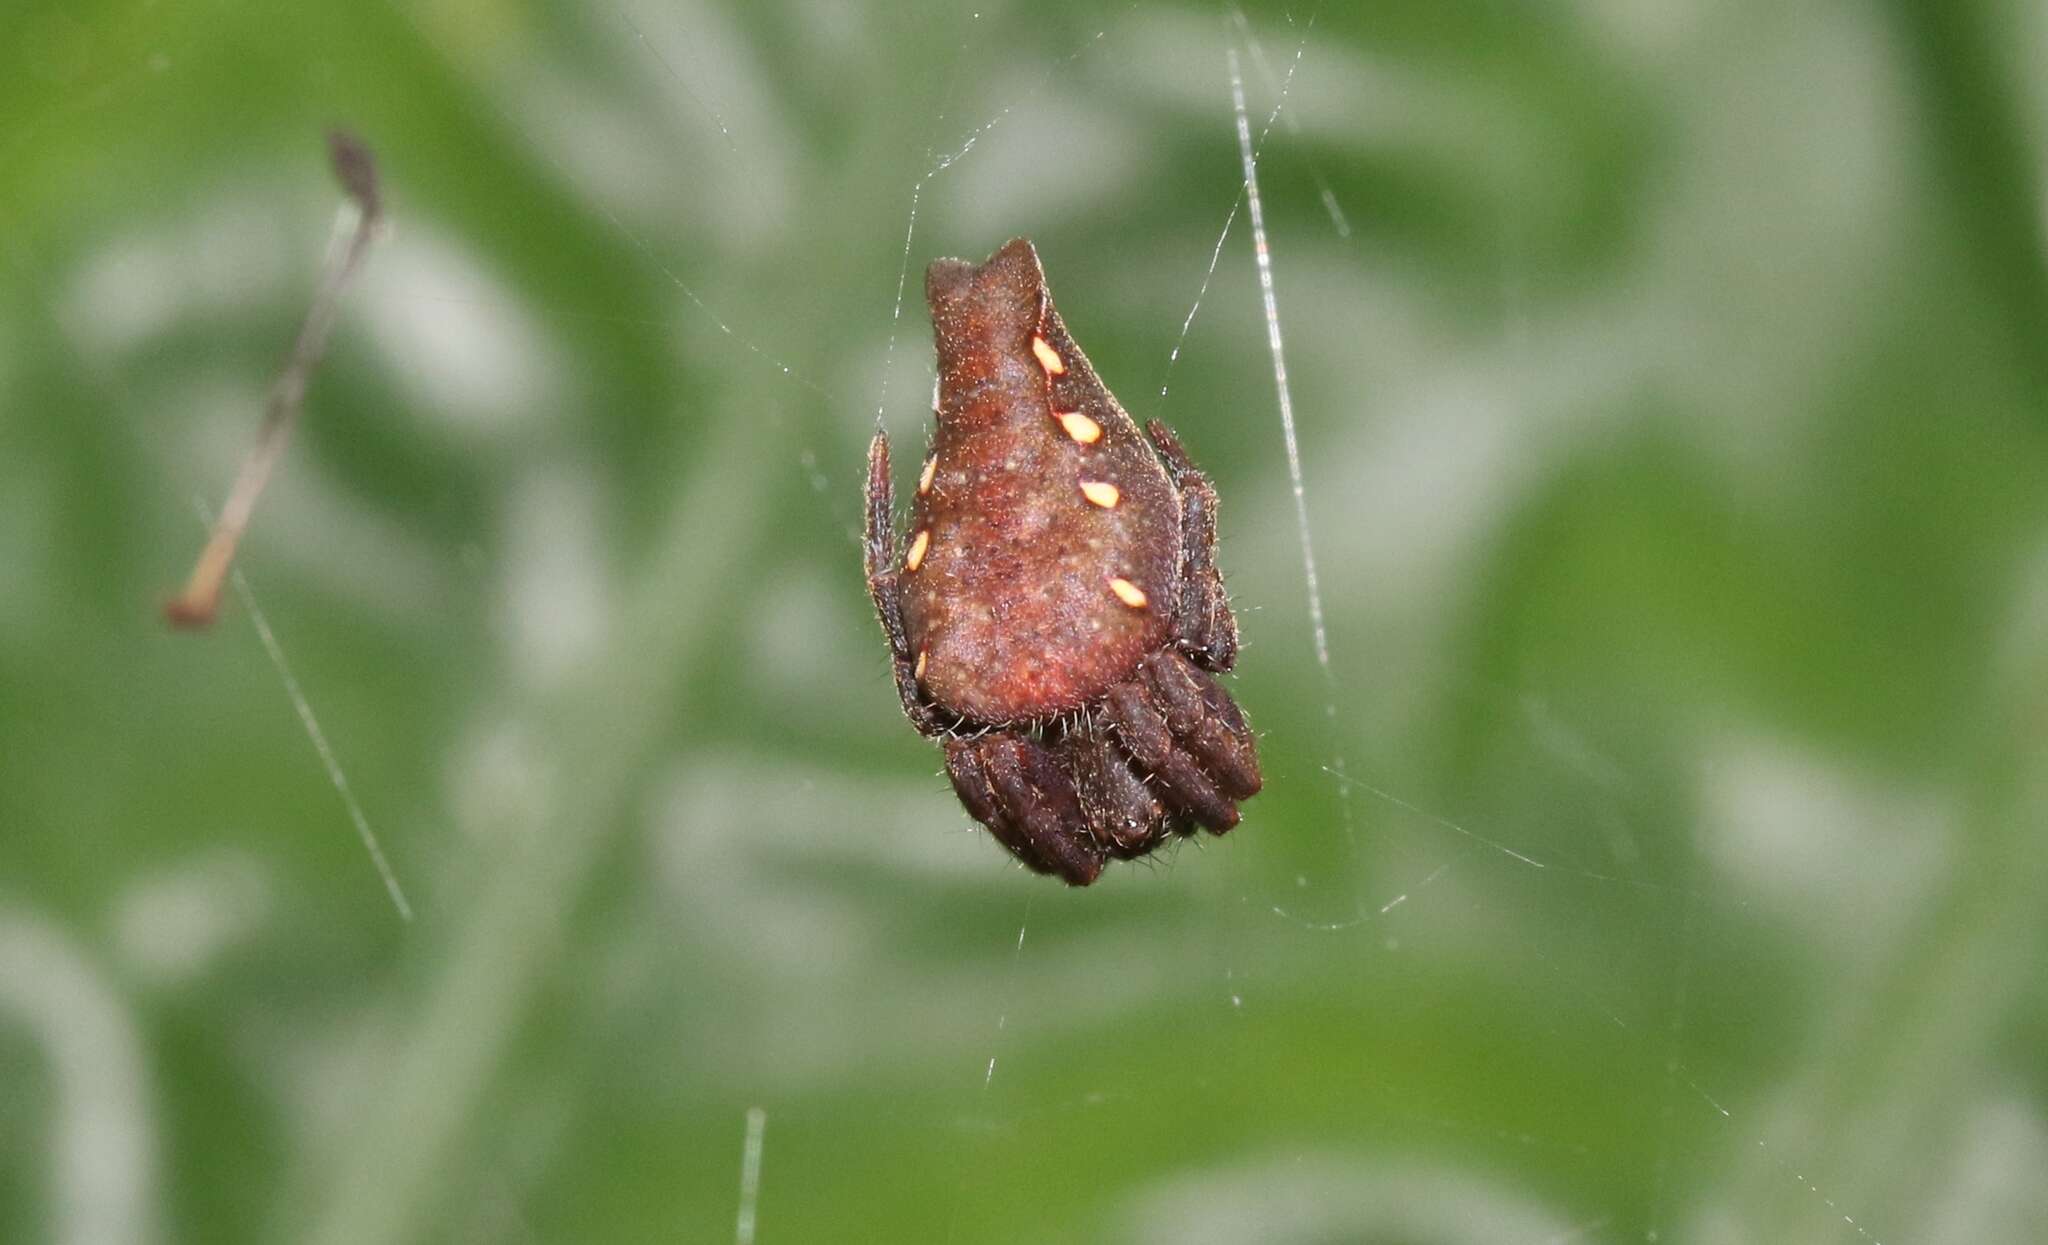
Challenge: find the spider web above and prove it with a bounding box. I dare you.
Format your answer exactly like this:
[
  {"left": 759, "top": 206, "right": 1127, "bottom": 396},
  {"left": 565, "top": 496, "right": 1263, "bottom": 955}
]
[
  {"left": 760, "top": 9, "right": 1897, "bottom": 1245},
  {"left": 13, "top": 3, "right": 2047, "bottom": 1245}
]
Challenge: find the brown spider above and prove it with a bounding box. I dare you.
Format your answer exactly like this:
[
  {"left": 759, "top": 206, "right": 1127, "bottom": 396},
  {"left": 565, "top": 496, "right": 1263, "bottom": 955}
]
[{"left": 865, "top": 238, "right": 1261, "bottom": 885}]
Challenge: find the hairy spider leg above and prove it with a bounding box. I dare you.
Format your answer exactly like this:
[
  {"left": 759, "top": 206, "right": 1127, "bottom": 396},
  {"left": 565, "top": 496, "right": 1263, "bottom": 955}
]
[
  {"left": 1055, "top": 719, "right": 1171, "bottom": 857},
  {"left": 865, "top": 430, "right": 949, "bottom": 737},
  {"left": 1138, "top": 652, "right": 1261, "bottom": 800},
  {"left": 945, "top": 734, "right": 1105, "bottom": 884},
  {"left": 1145, "top": 419, "right": 1239, "bottom": 673},
  {"left": 1104, "top": 672, "right": 1239, "bottom": 832}
]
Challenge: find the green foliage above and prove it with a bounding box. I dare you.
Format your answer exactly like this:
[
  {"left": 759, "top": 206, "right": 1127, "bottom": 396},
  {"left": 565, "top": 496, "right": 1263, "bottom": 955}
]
[{"left": 3, "top": 1, "right": 2046, "bottom": 1241}]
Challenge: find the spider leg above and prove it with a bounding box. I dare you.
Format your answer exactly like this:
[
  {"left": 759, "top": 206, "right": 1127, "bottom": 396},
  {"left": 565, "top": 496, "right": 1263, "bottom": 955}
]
[
  {"left": 945, "top": 734, "right": 1105, "bottom": 885},
  {"left": 865, "top": 430, "right": 948, "bottom": 737},
  {"left": 1056, "top": 719, "right": 1169, "bottom": 858},
  {"left": 1145, "top": 419, "right": 1238, "bottom": 673},
  {"left": 943, "top": 736, "right": 1051, "bottom": 874},
  {"left": 1138, "top": 652, "right": 1261, "bottom": 800},
  {"left": 1104, "top": 681, "right": 1240, "bottom": 832}
]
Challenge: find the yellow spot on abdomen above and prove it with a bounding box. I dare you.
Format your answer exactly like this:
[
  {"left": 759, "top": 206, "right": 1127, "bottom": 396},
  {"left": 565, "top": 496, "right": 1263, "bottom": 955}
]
[
  {"left": 1080, "top": 480, "right": 1120, "bottom": 508},
  {"left": 905, "top": 529, "right": 930, "bottom": 571},
  {"left": 913, "top": 648, "right": 928, "bottom": 679},
  {"left": 1108, "top": 577, "right": 1148, "bottom": 609},
  {"left": 917, "top": 454, "right": 937, "bottom": 494},
  {"left": 1057, "top": 411, "right": 1102, "bottom": 444},
  {"left": 1031, "top": 335, "right": 1067, "bottom": 375}
]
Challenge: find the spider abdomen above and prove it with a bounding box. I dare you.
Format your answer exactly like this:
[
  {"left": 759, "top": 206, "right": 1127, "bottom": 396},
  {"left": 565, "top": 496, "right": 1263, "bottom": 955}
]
[{"left": 899, "top": 241, "right": 1180, "bottom": 723}]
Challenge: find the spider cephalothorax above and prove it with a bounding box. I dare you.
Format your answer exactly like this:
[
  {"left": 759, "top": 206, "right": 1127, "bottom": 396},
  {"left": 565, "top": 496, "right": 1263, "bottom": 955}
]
[{"left": 865, "top": 238, "right": 1260, "bottom": 885}]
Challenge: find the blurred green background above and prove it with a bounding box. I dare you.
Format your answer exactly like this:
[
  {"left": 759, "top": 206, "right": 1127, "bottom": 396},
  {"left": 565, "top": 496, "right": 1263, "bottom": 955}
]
[{"left": 4, "top": 0, "right": 2047, "bottom": 1241}]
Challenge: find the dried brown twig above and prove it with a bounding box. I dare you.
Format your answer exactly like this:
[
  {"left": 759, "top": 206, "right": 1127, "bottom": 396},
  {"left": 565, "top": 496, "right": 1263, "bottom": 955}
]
[{"left": 165, "top": 129, "right": 384, "bottom": 628}]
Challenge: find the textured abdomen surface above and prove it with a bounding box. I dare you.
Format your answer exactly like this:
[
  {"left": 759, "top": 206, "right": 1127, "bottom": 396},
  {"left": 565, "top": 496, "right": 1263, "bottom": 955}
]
[{"left": 900, "top": 240, "right": 1180, "bottom": 724}]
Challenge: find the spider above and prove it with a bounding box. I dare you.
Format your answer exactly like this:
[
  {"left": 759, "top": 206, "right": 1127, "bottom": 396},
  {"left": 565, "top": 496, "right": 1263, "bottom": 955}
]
[{"left": 865, "top": 238, "right": 1261, "bottom": 885}]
